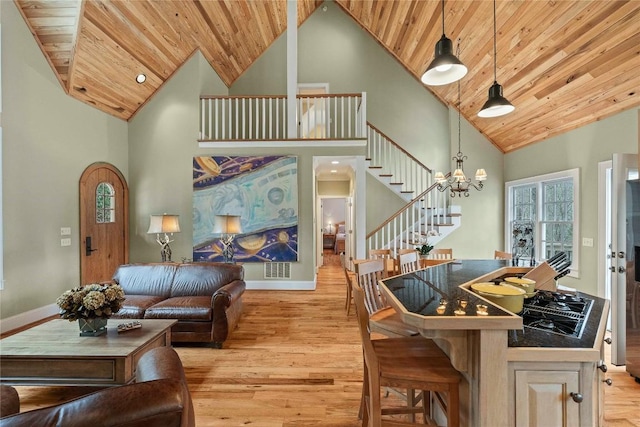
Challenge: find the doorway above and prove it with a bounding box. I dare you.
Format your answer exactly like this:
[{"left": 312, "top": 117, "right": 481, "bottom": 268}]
[
  {"left": 321, "top": 197, "right": 347, "bottom": 267},
  {"left": 79, "top": 163, "right": 129, "bottom": 284}
]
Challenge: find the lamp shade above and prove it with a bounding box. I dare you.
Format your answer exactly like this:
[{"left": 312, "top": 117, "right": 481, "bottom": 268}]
[
  {"left": 213, "top": 215, "right": 243, "bottom": 235},
  {"left": 421, "top": 35, "right": 468, "bottom": 86},
  {"left": 147, "top": 214, "right": 180, "bottom": 234},
  {"left": 478, "top": 82, "right": 515, "bottom": 118}
]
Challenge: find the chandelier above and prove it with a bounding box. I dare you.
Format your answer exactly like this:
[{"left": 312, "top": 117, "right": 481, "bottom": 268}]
[{"left": 435, "top": 56, "right": 487, "bottom": 197}]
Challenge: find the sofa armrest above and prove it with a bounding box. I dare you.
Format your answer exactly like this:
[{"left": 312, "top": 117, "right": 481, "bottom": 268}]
[
  {"left": 0, "top": 380, "right": 190, "bottom": 427},
  {"left": 0, "top": 385, "right": 19, "bottom": 417},
  {"left": 212, "top": 279, "right": 246, "bottom": 309}
]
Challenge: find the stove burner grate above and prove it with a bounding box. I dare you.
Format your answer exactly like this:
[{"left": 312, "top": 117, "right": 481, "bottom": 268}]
[{"left": 521, "top": 293, "right": 594, "bottom": 339}]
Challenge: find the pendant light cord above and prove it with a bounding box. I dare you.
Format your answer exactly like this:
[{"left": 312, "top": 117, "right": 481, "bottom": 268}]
[
  {"left": 493, "top": 0, "right": 497, "bottom": 83},
  {"left": 457, "top": 41, "right": 462, "bottom": 155},
  {"left": 441, "top": 0, "right": 445, "bottom": 35}
]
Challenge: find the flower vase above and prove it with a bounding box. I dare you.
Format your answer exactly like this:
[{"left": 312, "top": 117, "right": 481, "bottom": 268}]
[{"left": 78, "top": 318, "right": 108, "bottom": 336}]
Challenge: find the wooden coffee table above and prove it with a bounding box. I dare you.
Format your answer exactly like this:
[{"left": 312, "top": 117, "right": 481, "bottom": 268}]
[{"left": 0, "top": 318, "right": 176, "bottom": 387}]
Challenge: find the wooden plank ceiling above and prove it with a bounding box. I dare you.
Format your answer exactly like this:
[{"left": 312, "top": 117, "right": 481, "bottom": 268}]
[{"left": 14, "top": 0, "right": 640, "bottom": 153}]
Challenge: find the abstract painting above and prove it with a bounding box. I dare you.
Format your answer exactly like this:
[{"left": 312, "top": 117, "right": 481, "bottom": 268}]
[{"left": 193, "top": 155, "right": 298, "bottom": 262}]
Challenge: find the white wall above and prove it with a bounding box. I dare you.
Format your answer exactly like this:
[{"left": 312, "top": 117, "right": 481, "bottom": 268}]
[{"left": 0, "top": 1, "right": 128, "bottom": 320}]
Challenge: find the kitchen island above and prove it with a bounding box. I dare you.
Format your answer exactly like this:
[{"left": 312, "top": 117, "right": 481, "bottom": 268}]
[{"left": 380, "top": 259, "right": 610, "bottom": 427}]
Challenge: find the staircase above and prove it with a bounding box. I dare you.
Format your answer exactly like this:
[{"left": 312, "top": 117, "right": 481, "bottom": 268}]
[{"left": 365, "top": 123, "right": 461, "bottom": 254}]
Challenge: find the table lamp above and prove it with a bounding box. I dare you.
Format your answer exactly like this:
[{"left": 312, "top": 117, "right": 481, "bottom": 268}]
[
  {"left": 213, "top": 214, "right": 243, "bottom": 263},
  {"left": 147, "top": 214, "right": 180, "bottom": 262}
]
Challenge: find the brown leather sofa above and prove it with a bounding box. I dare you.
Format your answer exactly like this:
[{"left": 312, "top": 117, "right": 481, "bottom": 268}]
[
  {"left": 111, "top": 262, "right": 245, "bottom": 348},
  {"left": 0, "top": 346, "right": 195, "bottom": 426}
]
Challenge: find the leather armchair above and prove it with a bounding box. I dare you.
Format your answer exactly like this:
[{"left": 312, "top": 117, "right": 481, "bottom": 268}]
[{"left": 0, "top": 347, "right": 194, "bottom": 427}]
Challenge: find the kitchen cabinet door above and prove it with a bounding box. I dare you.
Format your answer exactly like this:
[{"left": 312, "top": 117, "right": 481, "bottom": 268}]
[{"left": 514, "top": 370, "right": 580, "bottom": 427}]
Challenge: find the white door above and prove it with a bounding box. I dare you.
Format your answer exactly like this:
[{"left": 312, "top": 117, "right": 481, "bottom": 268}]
[{"left": 610, "top": 153, "right": 638, "bottom": 365}]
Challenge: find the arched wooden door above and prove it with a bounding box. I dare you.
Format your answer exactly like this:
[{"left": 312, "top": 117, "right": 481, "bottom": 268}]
[{"left": 79, "top": 163, "right": 129, "bottom": 284}]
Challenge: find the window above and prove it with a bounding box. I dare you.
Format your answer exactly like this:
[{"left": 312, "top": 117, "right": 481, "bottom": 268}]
[
  {"left": 96, "top": 182, "right": 115, "bottom": 223},
  {"left": 505, "top": 169, "right": 579, "bottom": 275}
]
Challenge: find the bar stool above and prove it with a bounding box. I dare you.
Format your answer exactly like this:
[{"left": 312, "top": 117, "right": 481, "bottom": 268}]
[
  {"left": 352, "top": 284, "right": 462, "bottom": 426},
  {"left": 397, "top": 251, "right": 420, "bottom": 274},
  {"left": 494, "top": 250, "right": 512, "bottom": 260},
  {"left": 354, "top": 258, "right": 418, "bottom": 337}
]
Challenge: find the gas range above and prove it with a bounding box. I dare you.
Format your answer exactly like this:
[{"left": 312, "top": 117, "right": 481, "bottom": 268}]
[{"left": 521, "top": 291, "right": 594, "bottom": 339}]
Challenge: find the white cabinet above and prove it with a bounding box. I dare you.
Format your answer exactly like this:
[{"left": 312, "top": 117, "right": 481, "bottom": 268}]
[
  {"left": 513, "top": 368, "right": 581, "bottom": 427},
  {"left": 509, "top": 361, "right": 598, "bottom": 427}
]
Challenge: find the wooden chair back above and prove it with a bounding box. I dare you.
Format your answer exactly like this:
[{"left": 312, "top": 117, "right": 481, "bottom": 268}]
[
  {"left": 428, "top": 248, "right": 453, "bottom": 260},
  {"left": 354, "top": 258, "right": 388, "bottom": 315},
  {"left": 369, "top": 248, "right": 395, "bottom": 275},
  {"left": 397, "top": 248, "right": 417, "bottom": 255},
  {"left": 494, "top": 250, "right": 513, "bottom": 260},
  {"left": 343, "top": 267, "right": 354, "bottom": 316},
  {"left": 352, "top": 284, "right": 377, "bottom": 366},
  {"left": 398, "top": 251, "right": 420, "bottom": 274}
]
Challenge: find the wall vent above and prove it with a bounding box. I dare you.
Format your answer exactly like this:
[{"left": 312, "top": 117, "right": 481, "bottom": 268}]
[{"left": 264, "top": 262, "right": 291, "bottom": 279}]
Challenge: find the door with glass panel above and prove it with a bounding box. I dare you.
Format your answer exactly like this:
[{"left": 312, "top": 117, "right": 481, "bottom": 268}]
[{"left": 79, "top": 163, "right": 129, "bottom": 284}]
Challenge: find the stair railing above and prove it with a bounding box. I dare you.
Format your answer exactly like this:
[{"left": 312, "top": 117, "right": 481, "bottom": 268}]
[
  {"left": 367, "top": 122, "right": 432, "bottom": 197},
  {"left": 366, "top": 181, "right": 452, "bottom": 255}
]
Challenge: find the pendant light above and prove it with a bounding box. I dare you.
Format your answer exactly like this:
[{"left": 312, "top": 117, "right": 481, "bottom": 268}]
[
  {"left": 421, "top": 0, "right": 467, "bottom": 86},
  {"left": 478, "top": 0, "right": 514, "bottom": 118}
]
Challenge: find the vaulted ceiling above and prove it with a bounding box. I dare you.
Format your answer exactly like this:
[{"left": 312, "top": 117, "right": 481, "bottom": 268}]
[{"left": 14, "top": 0, "right": 640, "bottom": 153}]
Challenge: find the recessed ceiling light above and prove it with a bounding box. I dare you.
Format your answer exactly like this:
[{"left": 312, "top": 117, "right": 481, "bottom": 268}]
[
  {"left": 331, "top": 160, "right": 340, "bottom": 164},
  {"left": 135, "top": 74, "right": 147, "bottom": 84},
  {"left": 331, "top": 170, "right": 338, "bottom": 173}
]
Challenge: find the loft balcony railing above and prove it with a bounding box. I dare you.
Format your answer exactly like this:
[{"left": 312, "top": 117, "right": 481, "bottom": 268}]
[{"left": 199, "top": 93, "right": 366, "bottom": 142}]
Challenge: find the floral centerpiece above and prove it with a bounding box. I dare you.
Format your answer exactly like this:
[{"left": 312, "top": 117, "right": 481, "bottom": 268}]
[{"left": 56, "top": 283, "right": 125, "bottom": 336}]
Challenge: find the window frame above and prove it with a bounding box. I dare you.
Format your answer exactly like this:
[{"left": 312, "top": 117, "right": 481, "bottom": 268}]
[{"left": 505, "top": 168, "right": 580, "bottom": 277}]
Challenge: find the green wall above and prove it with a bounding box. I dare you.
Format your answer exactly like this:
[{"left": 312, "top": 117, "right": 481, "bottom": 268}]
[
  {"left": 505, "top": 108, "right": 639, "bottom": 295},
  {"left": 0, "top": 1, "right": 128, "bottom": 320},
  {"left": 4, "top": 0, "right": 638, "bottom": 322}
]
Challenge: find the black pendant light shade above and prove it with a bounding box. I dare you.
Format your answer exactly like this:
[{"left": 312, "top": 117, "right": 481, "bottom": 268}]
[
  {"left": 421, "top": 0, "right": 467, "bottom": 86},
  {"left": 478, "top": 81, "right": 515, "bottom": 118},
  {"left": 478, "top": 0, "right": 514, "bottom": 118},
  {"left": 421, "top": 34, "right": 468, "bottom": 86}
]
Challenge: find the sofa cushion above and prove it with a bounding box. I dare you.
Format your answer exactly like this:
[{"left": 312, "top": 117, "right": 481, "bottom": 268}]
[
  {"left": 170, "top": 263, "right": 243, "bottom": 297},
  {"left": 113, "top": 264, "right": 177, "bottom": 297},
  {"left": 144, "top": 296, "right": 212, "bottom": 321},
  {"left": 114, "top": 295, "right": 167, "bottom": 318}
]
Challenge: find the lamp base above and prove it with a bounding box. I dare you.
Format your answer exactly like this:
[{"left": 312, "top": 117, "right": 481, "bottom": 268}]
[
  {"left": 222, "top": 243, "right": 234, "bottom": 263},
  {"left": 160, "top": 243, "right": 172, "bottom": 262}
]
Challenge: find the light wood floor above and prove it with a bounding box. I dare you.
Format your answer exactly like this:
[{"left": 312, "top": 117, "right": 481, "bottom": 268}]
[{"left": 9, "top": 264, "right": 640, "bottom": 426}]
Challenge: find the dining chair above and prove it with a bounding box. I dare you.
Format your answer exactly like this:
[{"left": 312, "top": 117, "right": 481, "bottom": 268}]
[
  {"left": 369, "top": 248, "right": 395, "bottom": 276},
  {"left": 428, "top": 248, "right": 453, "bottom": 260},
  {"left": 352, "top": 284, "right": 462, "bottom": 427},
  {"left": 343, "top": 267, "right": 355, "bottom": 316},
  {"left": 494, "top": 250, "right": 513, "bottom": 260},
  {"left": 398, "top": 250, "right": 420, "bottom": 274},
  {"left": 353, "top": 258, "right": 417, "bottom": 338}
]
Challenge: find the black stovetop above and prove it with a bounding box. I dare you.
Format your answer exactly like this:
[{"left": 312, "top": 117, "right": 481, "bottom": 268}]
[{"left": 521, "top": 291, "right": 594, "bottom": 339}]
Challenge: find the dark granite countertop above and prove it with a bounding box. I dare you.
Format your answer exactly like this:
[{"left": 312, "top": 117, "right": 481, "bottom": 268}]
[{"left": 380, "top": 259, "right": 608, "bottom": 349}]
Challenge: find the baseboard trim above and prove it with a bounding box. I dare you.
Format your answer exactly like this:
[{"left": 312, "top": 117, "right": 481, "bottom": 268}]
[
  {"left": 0, "top": 303, "right": 58, "bottom": 335},
  {"left": 245, "top": 280, "right": 316, "bottom": 290}
]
